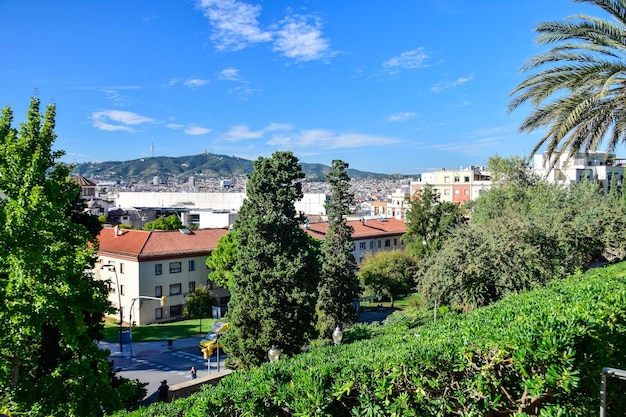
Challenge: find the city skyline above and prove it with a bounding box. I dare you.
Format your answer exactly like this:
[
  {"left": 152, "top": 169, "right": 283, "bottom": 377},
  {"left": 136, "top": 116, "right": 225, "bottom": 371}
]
[{"left": 1, "top": 0, "right": 619, "bottom": 175}]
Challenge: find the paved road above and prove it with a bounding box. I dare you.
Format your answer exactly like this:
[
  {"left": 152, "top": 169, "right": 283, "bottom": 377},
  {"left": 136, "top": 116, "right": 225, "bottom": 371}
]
[{"left": 98, "top": 337, "right": 227, "bottom": 404}]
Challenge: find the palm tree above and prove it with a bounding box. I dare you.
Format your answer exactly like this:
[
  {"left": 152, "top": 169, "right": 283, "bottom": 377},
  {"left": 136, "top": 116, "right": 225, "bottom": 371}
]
[{"left": 509, "top": 0, "right": 626, "bottom": 165}]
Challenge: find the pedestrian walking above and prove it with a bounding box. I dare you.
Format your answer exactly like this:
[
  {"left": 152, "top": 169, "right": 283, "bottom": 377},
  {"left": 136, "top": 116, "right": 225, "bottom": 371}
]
[
  {"left": 158, "top": 380, "right": 169, "bottom": 402},
  {"left": 190, "top": 366, "right": 197, "bottom": 379}
]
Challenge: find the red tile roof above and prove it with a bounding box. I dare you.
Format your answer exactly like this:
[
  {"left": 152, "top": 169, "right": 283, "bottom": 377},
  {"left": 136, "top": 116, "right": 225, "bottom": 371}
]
[
  {"left": 97, "top": 227, "right": 229, "bottom": 261},
  {"left": 304, "top": 218, "right": 406, "bottom": 240}
]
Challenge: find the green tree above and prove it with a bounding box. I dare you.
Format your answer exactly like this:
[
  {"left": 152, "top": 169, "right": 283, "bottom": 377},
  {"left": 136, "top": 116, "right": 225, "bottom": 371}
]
[
  {"left": 206, "top": 230, "right": 238, "bottom": 289},
  {"left": 358, "top": 250, "right": 417, "bottom": 308},
  {"left": 221, "top": 151, "right": 318, "bottom": 369},
  {"left": 0, "top": 97, "right": 122, "bottom": 416},
  {"left": 509, "top": 0, "right": 626, "bottom": 161},
  {"left": 184, "top": 285, "right": 217, "bottom": 319},
  {"left": 316, "top": 160, "right": 361, "bottom": 338},
  {"left": 143, "top": 214, "right": 183, "bottom": 230},
  {"left": 403, "top": 184, "right": 464, "bottom": 257}
]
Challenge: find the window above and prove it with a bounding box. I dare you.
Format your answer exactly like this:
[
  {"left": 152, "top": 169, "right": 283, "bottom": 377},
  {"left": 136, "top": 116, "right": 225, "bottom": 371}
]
[
  {"left": 120, "top": 285, "right": 125, "bottom": 296},
  {"left": 454, "top": 176, "right": 459, "bottom": 182},
  {"left": 119, "top": 263, "right": 125, "bottom": 274},
  {"left": 155, "top": 308, "right": 163, "bottom": 319},
  {"left": 464, "top": 176, "right": 470, "bottom": 182},
  {"left": 377, "top": 241, "right": 381, "bottom": 248},
  {"left": 454, "top": 189, "right": 460, "bottom": 195},
  {"left": 444, "top": 176, "right": 450, "bottom": 183},
  {"left": 464, "top": 189, "right": 470, "bottom": 195},
  {"left": 155, "top": 263, "right": 162, "bottom": 275},
  {"left": 394, "top": 239, "right": 397, "bottom": 246},
  {"left": 170, "top": 283, "right": 182, "bottom": 295},
  {"left": 359, "top": 242, "right": 366, "bottom": 250},
  {"left": 188, "top": 281, "right": 196, "bottom": 292},
  {"left": 169, "top": 262, "right": 182, "bottom": 273},
  {"left": 155, "top": 286, "right": 162, "bottom": 297},
  {"left": 188, "top": 260, "right": 196, "bottom": 271},
  {"left": 370, "top": 240, "right": 375, "bottom": 249},
  {"left": 385, "top": 239, "right": 391, "bottom": 247},
  {"left": 170, "top": 305, "right": 183, "bottom": 316},
  {"left": 444, "top": 189, "right": 450, "bottom": 195}
]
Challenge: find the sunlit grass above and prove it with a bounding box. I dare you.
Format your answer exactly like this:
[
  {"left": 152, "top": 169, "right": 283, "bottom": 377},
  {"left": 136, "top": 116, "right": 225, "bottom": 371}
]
[{"left": 102, "top": 317, "right": 218, "bottom": 343}]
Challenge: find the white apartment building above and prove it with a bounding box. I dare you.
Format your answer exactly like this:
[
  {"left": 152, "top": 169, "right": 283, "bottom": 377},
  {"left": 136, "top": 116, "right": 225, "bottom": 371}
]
[
  {"left": 411, "top": 166, "right": 492, "bottom": 204},
  {"left": 95, "top": 226, "right": 229, "bottom": 326},
  {"left": 532, "top": 151, "right": 625, "bottom": 193}
]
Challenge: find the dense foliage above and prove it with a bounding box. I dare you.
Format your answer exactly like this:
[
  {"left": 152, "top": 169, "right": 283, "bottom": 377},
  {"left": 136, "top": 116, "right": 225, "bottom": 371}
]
[
  {"left": 509, "top": 0, "right": 626, "bottom": 160},
  {"left": 183, "top": 285, "right": 217, "bottom": 319},
  {"left": 222, "top": 151, "right": 319, "bottom": 369},
  {"left": 143, "top": 214, "right": 183, "bottom": 231},
  {"left": 119, "top": 262, "right": 626, "bottom": 416},
  {"left": 315, "top": 160, "right": 361, "bottom": 337},
  {"left": 358, "top": 250, "right": 417, "bottom": 308},
  {"left": 0, "top": 97, "right": 135, "bottom": 415},
  {"left": 206, "top": 230, "right": 238, "bottom": 289},
  {"left": 403, "top": 184, "right": 464, "bottom": 257},
  {"left": 419, "top": 153, "right": 626, "bottom": 309}
]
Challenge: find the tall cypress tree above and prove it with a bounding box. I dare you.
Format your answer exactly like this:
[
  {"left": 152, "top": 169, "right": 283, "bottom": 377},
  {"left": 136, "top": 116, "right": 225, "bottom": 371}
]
[
  {"left": 316, "top": 160, "right": 361, "bottom": 337},
  {"left": 222, "top": 151, "right": 318, "bottom": 369}
]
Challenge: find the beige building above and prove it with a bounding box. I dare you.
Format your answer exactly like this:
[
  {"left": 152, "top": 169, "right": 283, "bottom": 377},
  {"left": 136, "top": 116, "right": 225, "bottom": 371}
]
[
  {"left": 304, "top": 217, "right": 407, "bottom": 264},
  {"left": 411, "top": 166, "right": 491, "bottom": 204},
  {"left": 95, "top": 226, "right": 229, "bottom": 326}
]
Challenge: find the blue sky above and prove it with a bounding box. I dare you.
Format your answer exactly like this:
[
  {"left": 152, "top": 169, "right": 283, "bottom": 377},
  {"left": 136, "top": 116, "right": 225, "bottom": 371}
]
[{"left": 0, "top": 0, "right": 611, "bottom": 175}]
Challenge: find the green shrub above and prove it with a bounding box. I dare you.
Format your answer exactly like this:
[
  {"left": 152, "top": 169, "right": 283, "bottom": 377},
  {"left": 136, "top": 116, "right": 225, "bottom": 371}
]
[{"left": 119, "top": 263, "right": 626, "bottom": 416}]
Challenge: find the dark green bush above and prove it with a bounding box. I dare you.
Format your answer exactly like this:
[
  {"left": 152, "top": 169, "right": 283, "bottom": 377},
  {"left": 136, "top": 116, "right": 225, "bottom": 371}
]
[{"left": 119, "top": 263, "right": 626, "bottom": 416}]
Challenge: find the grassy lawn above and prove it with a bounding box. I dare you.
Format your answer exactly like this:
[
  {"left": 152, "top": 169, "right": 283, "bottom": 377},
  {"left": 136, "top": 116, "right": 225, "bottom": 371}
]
[{"left": 102, "top": 317, "right": 218, "bottom": 343}]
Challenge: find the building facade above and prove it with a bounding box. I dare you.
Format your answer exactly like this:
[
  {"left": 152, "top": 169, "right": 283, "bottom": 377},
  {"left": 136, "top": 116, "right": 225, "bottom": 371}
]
[
  {"left": 96, "top": 226, "right": 229, "bottom": 326},
  {"left": 304, "top": 217, "right": 407, "bottom": 264},
  {"left": 410, "top": 166, "right": 491, "bottom": 204},
  {"left": 532, "top": 151, "right": 625, "bottom": 193}
]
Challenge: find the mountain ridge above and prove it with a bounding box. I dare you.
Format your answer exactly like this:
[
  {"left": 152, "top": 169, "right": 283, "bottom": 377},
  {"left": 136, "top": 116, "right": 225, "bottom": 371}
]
[{"left": 71, "top": 153, "right": 414, "bottom": 182}]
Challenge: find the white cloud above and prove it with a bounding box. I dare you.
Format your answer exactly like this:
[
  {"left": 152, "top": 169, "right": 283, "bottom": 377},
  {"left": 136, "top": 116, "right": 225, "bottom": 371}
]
[
  {"left": 196, "top": 0, "right": 333, "bottom": 62},
  {"left": 196, "top": 0, "right": 272, "bottom": 51},
  {"left": 90, "top": 110, "right": 154, "bottom": 132},
  {"left": 386, "top": 112, "right": 416, "bottom": 122},
  {"left": 272, "top": 15, "right": 331, "bottom": 62},
  {"left": 224, "top": 123, "right": 293, "bottom": 141},
  {"left": 219, "top": 68, "right": 241, "bottom": 81},
  {"left": 383, "top": 48, "right": 430, "bottom": 74},
  {"left": 185, "top": 126, "right": 212, "bottom": 135},
  {"left": 183, "top": 78, "right": 210, "bottom": 87},
  {"left": 268, "top": 129, "right": 402, "bottom": 149},
  {"left": 431, "top": 75, "right": 474, "bottom": 93},
  {"left": 167, "top": 123, "right": 212, "bottom": 135}
]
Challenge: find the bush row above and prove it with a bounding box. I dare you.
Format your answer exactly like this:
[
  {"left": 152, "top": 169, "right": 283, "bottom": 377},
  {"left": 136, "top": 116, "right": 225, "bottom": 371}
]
[{"left": 119, "top": 262, "right": 626, "bottom": 416}]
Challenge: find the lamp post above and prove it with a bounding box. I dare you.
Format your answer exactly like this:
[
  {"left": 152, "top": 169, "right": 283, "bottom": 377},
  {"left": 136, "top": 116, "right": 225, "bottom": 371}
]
[
  {"left": 129, "top": 295, "right": 167, "bottom": 357},
  {"left": 102, "top": 263, "right": 123, "bottom": 353},
  {"left": 268, "top": 345, "right": 281, "bottom": 363},
  {"left": 332, "top": 326, "right": 343, "bottom": 345}
]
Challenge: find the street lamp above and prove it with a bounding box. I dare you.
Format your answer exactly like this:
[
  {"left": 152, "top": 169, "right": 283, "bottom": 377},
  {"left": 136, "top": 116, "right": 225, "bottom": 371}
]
[
  {"left": 332, "top": 326, "right": 343, "bottom": 345},
  {"left": 102, "top": 263, "right": 123, "bottom": 353},
  {"left": 268, "top": 345, "right": 281, "bottom": 363},
  {"left": 129, "top": 295, "right": 167, "bottom": 357}
]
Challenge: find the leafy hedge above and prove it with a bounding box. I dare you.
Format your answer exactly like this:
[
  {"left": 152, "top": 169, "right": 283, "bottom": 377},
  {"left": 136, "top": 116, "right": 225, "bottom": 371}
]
[{"left": 119, "top": 263, "right": 626, "bottom": 416}]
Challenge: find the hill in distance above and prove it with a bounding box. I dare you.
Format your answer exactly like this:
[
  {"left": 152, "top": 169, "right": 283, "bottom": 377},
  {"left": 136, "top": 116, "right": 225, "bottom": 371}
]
[{"left": 71, "top": 152, "right": 412, "bottom": 182}]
